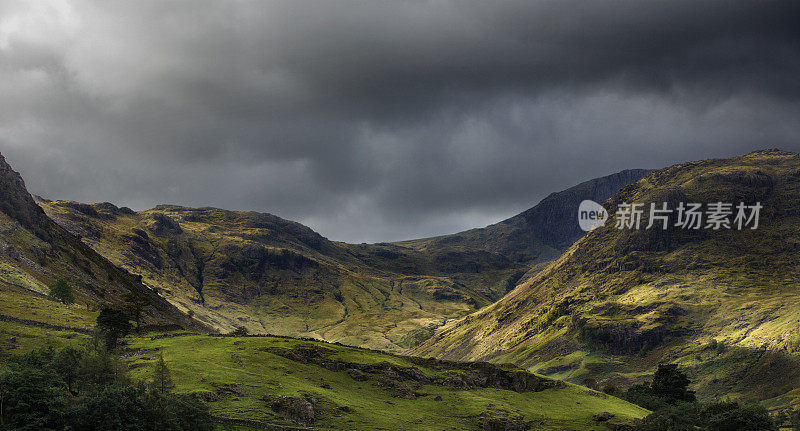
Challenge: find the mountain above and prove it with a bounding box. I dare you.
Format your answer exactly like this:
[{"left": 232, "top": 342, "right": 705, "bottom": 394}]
[
  {"left": 38, "top": 169, "right": 647, "bottom": 351},
  {"left": 0, "top": 153, "right": 204, "bottom": 339},
  {"left": 414, "top": 149, "right": 800, "bottom": 405},
  {"left": 395, "top": 169, "right": 652, "bottom": 258}
]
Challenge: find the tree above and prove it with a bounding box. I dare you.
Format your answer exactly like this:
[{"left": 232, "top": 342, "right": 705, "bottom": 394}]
[
  {"left": 1, "top": 346, "right": 212, "bottom": 431},
  {"left": 96, "top": 306, "right": 132, "bottom": 349},
  {"left": 68, "top": 384, "right": 154, "bottom": 431},
  {"left": 53, "top": 346, "right": 83, "bottom": 394},
  {"left": 651, "top": 364, "right": 696, "bottom": 402},
  {"left": 48, "top": 278, "right": 74, "bottom": 305},
  {"left": 123, "top": 290, "right": 150, "bottom": 334},
  {"left": 229, "top": 326, "right": 248, "bottom": 336},
  {"left": 624, "top": 382, "right": 669, "bottom": 412},
  {"left": 0, "top": 367, "right": 66, "bottom": 430},
  {"left": 703, "top": 402, "right": 776, "bottom": 431},
  {"left": 76, "top": 348, "right": 129, "bottom": 393},
  {"left": 150, "top": 353, "right": 175, "bottom": 395},
  {"left": 159, "top": 393, "right": 214, "bottom": 431}
]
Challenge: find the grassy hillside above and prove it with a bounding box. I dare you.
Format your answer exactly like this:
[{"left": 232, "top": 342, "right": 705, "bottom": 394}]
[
  {"left": 415, "top": 149, "right": 800, "bottom": 405},
  {"left": 39, "top": 170, "right": 646, "bottom": 352},
  {"left": 0, "top": 251, "right": 648, "bottom": 430},
  {"left": 124, "top": 332, "right": 648, "bottom": 430}
]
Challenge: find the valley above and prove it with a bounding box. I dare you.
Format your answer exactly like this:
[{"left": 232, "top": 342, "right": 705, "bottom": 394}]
[
  {"left": 37, "top": 168, "right": 648, "bottom": 351},
  {"left": 1, "top": 149, "right": 797, "bottom": 429}
]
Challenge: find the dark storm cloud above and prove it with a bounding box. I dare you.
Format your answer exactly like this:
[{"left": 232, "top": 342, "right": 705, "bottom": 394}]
[{"left": 1, "top": 0, "right": 799, "bottom": 242}]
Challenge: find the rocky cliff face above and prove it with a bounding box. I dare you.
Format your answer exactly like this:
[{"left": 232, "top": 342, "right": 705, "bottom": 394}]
[
  {"left": 517, "top": 169, "right": 652, "bottom": 249},
  {"left": 391, "top": 169, "right": 651, "bottom": 266},
  {"left": 0, "top": 153, "right": 203, "bottom": 332},
  {"left": 0, "top": 154, "right": 54, "bottom": 240}
]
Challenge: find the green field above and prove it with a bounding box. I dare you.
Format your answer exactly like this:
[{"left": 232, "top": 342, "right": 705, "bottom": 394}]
[{"left": 124, "top": 333, "right": 648, "bottom": 430}]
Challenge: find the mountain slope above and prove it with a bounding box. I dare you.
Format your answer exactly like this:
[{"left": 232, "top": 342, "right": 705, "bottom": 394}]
[
  {"left": 395, "top": 169, "right": 652, "bottom": 258},
  {"left": 0, "top": 153, "right": 204, "bottom": 338},
  {"left": 346, "top": 169, "right": 651, "bottom": 305},
  {"left": 415, "top": 149, "right": 800, "bottom": 403},
  {"left": 39, "top": 169, "right": 647, "bottom": 351}
]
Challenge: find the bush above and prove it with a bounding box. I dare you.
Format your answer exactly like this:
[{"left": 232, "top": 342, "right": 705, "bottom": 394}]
[
  {"left": 229, "top": 326, "right": 249, "bottom": 336},
  {"left": 48, "top": 278, "right": 74, "bottom": 305},
  {"left": 637, "top": 402, "right": 700, "bottom": 431},
  {"left": 703, "top": 402, "right": 776, "bottom": 431}
]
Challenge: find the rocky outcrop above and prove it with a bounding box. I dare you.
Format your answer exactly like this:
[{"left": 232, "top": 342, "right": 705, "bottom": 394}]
[
  {"left": 479, "top": 410, "right": 531, "bottom": 431},
  {"left": 0, "top": 154, "right": 54, "bottom": 240},
  {"left": 147, "top": 212, "right": 183, "bottom": 235},
  {"left": 266, "top": 344, "right": 564, "bottom": 395},
  {"left": 593, "top": 412, "right": 615, "bottom": 422},
  {"left": 261, "top": 394, "right": 315, "bottom": 426}
]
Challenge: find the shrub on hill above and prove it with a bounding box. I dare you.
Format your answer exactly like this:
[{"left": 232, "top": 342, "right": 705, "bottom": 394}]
[
  {"left": 47, "top": 278, "right": 74, "bottom": 305},
  {"left": 608, "top": 364, "right": 776, "bottom": 431}
]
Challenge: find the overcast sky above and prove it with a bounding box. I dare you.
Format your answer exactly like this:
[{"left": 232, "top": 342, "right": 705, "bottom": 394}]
[{"left": 1, "top": 1, "right": 799, "bottom": 242}]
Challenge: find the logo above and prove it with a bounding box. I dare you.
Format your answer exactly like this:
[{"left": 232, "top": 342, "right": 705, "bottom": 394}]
[{"left": 578, "top": 200, "right": 608, "bottom": 232}]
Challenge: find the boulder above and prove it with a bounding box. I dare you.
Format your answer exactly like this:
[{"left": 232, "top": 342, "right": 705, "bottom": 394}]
[
  {"left": 262, "top": 395, "right": 315, "bottom": 426},
  {"left": 593, "top": 412, "right": 615, "bottom": 422},
  {"left": 348, "top": 369, "right": 369, "bottom": 381}
]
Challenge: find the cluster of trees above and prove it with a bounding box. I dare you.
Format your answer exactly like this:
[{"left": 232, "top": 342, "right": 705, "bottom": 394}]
[
  {"left": 49, "top": 279, "right": 152, "bottom": 338},
  {"left": 0, "top": 312, "right": 213, "bottom": 430},
  {"left": 603, "top": 364, "right": 776, "bottom": 431}
]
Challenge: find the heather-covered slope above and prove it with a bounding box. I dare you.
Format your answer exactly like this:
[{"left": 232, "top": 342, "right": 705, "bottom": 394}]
[
  {"left": 0, "top": 153, "right": 203, "bottom": 337},
  {"left": 415, "top": 149, "right": 800, "bottom": 404}
]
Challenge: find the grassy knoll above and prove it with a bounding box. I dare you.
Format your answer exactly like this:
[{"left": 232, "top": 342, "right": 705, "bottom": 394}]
[{"left": 126, "top": 333, "right": 648, "bottom": 430}]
